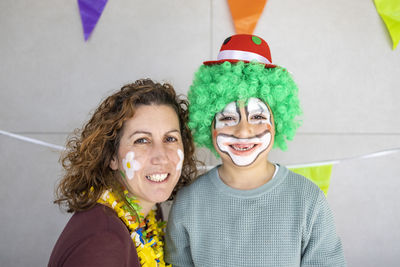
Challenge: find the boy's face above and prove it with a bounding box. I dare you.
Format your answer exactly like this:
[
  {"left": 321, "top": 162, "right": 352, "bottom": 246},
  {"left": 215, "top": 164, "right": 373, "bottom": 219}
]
[{"left": 212, "top": 98, "right": 275, "bottom": 167}]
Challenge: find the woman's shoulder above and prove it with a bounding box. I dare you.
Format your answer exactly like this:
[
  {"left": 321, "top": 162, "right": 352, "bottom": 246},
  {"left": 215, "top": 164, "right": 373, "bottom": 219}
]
[
  {"left": 68, "top": 204, "right": 127, "bottom": 235},
  {"left": 48, "top": 204, "right": 136, "bottom": 266},
  {"left": 51, "top": 204, "right": 130, "bottom": 249}
]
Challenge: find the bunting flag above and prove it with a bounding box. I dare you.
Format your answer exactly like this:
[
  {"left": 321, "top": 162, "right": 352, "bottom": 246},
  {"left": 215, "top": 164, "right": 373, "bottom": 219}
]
[
  {"left": 78, "top": 0, "right": 108, "bottom": 41},
  {"left": 227, "top": 0, "right": 267, "bottom": 34},
  {"left": 374, "top": 0, "right": 400, "bottom": 50},
  {"left": 290, "top": 165, "right": 333, "bottom": 196}
]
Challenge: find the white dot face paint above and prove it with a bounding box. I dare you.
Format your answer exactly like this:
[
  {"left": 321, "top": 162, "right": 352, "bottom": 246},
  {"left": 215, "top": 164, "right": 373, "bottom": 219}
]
[
  {"left": 122, "top": 151, "right": 141, "bottom": 180},
  {"left": 246, "top": 97, "right": 271, "bottom": 125},
  {"left": 216, "top": 130, "right": 272, "bottom": 167},
  {"left": 214, "top": 101, "right": 240, "bottom": 129},
  {"left": 176, "top": 149, "right": 184, "bottom": 171}
]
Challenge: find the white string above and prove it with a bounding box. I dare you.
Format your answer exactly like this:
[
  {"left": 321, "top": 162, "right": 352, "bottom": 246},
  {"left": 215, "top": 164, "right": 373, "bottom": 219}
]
[
  {"left": 1, "top": 129, "right": 399, "bottom": 170},
  {"left": 0, "top": 130, "right": 65, "bottom": 151},
  {"left": 287, "top": 147, "right": 400, "bottom": 169}
]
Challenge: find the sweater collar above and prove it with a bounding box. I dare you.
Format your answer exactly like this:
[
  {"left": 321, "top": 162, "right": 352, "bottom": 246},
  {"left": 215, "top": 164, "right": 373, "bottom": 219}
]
[{"left": 209, "top": 164, "right": 288, "bottom": 198}]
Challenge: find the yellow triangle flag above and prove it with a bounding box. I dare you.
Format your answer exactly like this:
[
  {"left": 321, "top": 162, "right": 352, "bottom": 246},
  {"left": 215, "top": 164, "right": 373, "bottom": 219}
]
[
  {"left": 227, "top": 0, "right": 267, "bottom": 34},
  {"left": 290, "top": 164, "right": 333, "bottom": 196},
  {"left": 374, "top": 0, "right": 400, "bottom": 50}
]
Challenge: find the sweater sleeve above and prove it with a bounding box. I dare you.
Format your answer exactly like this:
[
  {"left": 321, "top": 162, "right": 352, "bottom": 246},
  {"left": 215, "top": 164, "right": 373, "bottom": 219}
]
[
  {"left": 165, "top": 199, "right": 195, "bottom": 267},
  {"left": 301, "top": 191, "right": 346, "bottom": 267},
  {"left": 62, "top": 231, "right": 140, "bottom": 267}
]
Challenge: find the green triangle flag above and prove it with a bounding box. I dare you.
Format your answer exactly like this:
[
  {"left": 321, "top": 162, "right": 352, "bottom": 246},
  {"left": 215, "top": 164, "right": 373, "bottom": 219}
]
[
  {"left": 290, "top": 164, "right": 333, "bottom": 196},
  {"left": 374, "top": 0, "right": 400, "bottom": 50}
]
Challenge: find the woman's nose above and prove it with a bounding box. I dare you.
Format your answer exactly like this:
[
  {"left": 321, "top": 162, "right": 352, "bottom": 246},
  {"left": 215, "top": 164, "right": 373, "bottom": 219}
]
[{"left": 150, "top": 143, "right": 169, "bottom": 165}]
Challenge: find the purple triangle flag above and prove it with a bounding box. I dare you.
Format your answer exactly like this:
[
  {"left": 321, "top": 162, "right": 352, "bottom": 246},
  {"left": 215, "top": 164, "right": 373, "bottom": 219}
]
[{"left": 78, "top": 0, "right": 108, "bottom": 41}]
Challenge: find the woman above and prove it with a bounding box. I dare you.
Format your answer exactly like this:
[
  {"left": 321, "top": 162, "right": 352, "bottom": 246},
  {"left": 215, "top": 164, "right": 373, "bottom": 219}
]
[{"left": 48, "top": 79, "right": 197, "bottom": 267}]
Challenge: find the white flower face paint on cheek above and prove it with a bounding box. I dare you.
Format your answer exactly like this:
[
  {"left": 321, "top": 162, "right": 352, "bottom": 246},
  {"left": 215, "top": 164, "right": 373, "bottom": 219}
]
[
  {"left": 176, "top": 149, "right": 184, "bottom": 171},
  {"left": 122, "top": 151, "right": 141, "bottom": 180},
  {"left": 216, "top": 130, "right": 272, "bottom": 166},
  {"left": 246, "top": 97, "right": 271, "bottom": 125},
  {"left": 214, "top": 101, "right": 240, "bottom": 129}
]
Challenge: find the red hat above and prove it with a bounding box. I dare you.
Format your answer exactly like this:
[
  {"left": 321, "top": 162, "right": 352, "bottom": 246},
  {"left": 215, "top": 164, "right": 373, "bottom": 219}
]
[{"left": 204, "top": 34, "right": 276, "bottom": 68}]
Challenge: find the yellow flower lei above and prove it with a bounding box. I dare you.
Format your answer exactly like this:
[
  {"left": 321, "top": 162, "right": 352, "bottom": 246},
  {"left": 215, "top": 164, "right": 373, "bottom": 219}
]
[{"left": 97, "top": 190, "right": 171, "bottom": 267}]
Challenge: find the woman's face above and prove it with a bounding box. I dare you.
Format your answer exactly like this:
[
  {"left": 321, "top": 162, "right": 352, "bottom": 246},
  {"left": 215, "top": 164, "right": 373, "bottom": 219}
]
[{"left": 110, "top": 104, "right": 184, "bottom": 208}]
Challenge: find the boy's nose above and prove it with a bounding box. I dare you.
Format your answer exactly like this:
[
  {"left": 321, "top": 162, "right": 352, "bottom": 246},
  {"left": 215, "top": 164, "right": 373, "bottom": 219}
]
[{"left": 234, "top": 111, "right": 254, "bottom": 138}]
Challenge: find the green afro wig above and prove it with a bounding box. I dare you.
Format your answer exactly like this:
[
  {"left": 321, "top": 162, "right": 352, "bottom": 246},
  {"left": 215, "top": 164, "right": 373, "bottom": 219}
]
[{"left": 188, "top": 61, "right": 302, "bottom": 156}]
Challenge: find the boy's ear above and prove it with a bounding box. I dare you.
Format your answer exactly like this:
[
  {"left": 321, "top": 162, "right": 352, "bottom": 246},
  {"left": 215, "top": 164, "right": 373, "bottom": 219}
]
[
  {"left": 110, "top": 156, "right": 119, "bottom": 170},
  {"left": 270, "top": 109, "right": 275, "bottom": 127}
]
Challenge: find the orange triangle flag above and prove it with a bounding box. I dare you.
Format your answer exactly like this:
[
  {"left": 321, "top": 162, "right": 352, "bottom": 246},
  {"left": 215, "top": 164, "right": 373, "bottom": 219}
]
[{"left": 227, "top": 0, "right": 267, "bottom": 34}]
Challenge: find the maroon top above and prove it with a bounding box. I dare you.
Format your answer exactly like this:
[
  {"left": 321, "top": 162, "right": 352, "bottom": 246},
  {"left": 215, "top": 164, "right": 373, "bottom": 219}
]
[{"left": 48, "top": 204, "right": 140, "bottom": 267}]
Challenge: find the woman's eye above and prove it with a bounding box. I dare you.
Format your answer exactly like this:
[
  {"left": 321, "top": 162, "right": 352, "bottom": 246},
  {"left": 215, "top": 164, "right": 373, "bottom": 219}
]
[
  {"left": 165, "top": 136, "right": 178, "bottom": 143},
  {"left": 134, "top": 138, "right": 149, "bottom": 144}
]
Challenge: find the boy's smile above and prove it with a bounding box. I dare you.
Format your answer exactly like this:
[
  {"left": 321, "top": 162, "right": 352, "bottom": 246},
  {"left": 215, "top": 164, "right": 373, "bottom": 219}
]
[
  {"left": 216, "top": 130, "right": 272, "bottom": 166},
  {"left": 212, "top": 98, "right": 274, "bottom": 167}
]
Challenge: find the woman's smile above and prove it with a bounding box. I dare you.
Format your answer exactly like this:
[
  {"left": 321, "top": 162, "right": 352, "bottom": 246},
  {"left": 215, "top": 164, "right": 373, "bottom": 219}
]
[{"left": 145, "top": 173, "right": 169, "bottom": 183}]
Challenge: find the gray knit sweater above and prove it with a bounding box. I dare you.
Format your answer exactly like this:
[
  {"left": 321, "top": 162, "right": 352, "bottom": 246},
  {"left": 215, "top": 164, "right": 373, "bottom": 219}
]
[{"left": 165, "top": 165, "right": 346, "bottom": 267}]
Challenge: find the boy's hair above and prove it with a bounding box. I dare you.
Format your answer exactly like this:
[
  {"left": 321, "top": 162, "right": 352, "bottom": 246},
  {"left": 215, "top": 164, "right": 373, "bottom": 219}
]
[{"left": 188, "top": 61, "right": 302, "bottom": 156}]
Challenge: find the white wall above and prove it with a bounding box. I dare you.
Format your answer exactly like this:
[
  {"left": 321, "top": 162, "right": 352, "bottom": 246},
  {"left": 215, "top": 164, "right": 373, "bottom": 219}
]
[{"left": 1, "top": 0, "right": 399, "bottom": 266}]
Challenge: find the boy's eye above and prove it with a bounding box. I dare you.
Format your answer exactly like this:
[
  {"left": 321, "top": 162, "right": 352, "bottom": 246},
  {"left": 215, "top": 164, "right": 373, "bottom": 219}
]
[
  {"left": 215, "top": 112, "right": 240, "bottom": 129},
  {"left": 219, "top": 116, "right": 235, "bottom": 121},
  {"left": 251, "top": 114, "right": 266, "bottom": 120},
  {"left": 134, "top": 138, "right": 149, "bottom": 144}
]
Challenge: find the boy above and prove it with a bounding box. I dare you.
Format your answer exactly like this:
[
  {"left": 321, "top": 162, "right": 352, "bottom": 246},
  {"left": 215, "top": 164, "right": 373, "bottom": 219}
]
[{"left": 165, "top": 34, "right": 346, "bottom": 267}]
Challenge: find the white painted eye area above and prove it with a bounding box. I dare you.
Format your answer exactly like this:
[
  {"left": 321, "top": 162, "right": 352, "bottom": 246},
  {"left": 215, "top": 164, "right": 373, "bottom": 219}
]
[
  {"left": 215, "top": 101, "right": 240, "bottom": 129},
  {"left": 215, "top": 113, "right": 239, "bottom": 126},
  {"left": 246, "top": 97, "right": 271, "bottom": 125}
]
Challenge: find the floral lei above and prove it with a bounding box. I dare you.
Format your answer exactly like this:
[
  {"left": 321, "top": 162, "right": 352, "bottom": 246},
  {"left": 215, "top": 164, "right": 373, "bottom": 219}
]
[{"left": 97, "top": 189, "right": 171, "bottom": 267}]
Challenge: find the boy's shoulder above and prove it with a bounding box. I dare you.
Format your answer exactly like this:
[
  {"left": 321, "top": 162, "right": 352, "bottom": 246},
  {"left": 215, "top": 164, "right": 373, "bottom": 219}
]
[
  {"left": 183, "top": 167, "right": 217, "bottom": 190},
  {"left": 280, "top": 166, "right": 326, "bottom": 202},
  {"left": 174, "top": 167, "right": 218, "bottom": 200}
]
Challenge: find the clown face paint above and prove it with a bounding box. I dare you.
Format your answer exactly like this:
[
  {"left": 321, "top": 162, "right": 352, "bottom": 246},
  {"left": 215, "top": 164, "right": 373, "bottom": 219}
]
[
  {"left": 213, "top": 98, "right": 274, "bottom": 167},
  {"left": 246, "top": 97, "right": 272, "bottom": 125},
  {"left": 176, "top": 149, "right": 184, "bottom": 171},
  {"left": 215, "top": 101, "right": 240, "bottom": 129},
  {"left": 122, "top": 151, "right": 141, "bottom": 180},
  {"left": 216, "top": 130, "right": 271, "bottom": 166}
]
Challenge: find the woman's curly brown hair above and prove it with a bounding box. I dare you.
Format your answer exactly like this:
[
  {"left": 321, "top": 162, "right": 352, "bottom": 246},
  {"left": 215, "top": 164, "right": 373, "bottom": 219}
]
[{"left": 54, "top": 79, "right": 198, "bottom": 213}]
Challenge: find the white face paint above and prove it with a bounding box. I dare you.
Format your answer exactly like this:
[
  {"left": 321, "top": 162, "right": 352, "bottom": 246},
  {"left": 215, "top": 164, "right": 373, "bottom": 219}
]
[
  {"left": 122, "top": 151, "right": 141, "bottom": 180},
  {"left": 216, "top": 130, "right": 272, "bottom": 166},
  {"left": 246, "top": 97, "right": 272, "bottom": 125},
  {"left": 176, "top": 149, "right": 184, "bottom": 171},
  {"left": 214, "top": 101, "right": 240, "bottom": 129}
]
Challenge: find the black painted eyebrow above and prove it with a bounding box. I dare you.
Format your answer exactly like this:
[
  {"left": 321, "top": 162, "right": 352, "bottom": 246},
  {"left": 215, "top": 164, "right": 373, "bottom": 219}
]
[
  {"left": 216, "top": 102, "right": 241, "bottom": 120},
  {"left": 236, "top": 101, "right": 242, "bottom": 123}
]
